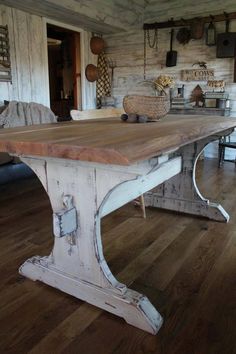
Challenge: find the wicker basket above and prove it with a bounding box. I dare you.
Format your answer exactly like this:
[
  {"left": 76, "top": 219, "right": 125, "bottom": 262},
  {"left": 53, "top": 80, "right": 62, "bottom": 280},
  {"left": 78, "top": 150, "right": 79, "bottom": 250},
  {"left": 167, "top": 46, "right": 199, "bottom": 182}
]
[{"left": 123, "top": 93, "right": 170, "bottom": 121}]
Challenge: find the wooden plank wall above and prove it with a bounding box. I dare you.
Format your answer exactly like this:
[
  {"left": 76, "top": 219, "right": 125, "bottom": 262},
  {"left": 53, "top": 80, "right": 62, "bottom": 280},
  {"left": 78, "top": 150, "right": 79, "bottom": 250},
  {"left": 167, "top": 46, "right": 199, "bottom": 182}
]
[
  {"left": 104, "top": 22, "right": 236, "bottom": 109},
  {"left": 144, "top": 0, "right": 236, "bottom": 23},
  {"left": 0, "top": 5, "right": 50, "bottom": 106},
  {"left": 104, "top": 20, "right": 236, "bottom": 159}
]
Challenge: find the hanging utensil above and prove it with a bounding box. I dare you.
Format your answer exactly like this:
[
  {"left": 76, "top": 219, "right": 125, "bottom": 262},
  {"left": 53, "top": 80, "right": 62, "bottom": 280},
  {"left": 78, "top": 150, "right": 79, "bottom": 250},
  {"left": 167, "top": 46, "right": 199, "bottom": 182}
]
[
  {"left": 176, "top": 27, "right": 191, "bottom": 45},
  {"left": 90, "top": 36, "right": 105, "bottom": 55},
  {"left": 216, "top": 17, "right": 236, "bottom": 58},
  {"left": 206, "top": 15, "right": 216, "bottom": 46},
  {"left": 191, "top": 18, "right": 204, "bottom": 39},
  {"left": 166, "top": 29, "right": 177, "bottom": 67},
  {"left": 85, "top": 64, "right": 101, "bottom": 82}
]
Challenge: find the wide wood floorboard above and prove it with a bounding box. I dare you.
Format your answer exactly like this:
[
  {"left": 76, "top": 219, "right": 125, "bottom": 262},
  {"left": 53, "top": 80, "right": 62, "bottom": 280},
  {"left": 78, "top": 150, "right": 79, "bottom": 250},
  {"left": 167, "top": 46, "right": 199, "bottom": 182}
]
[{"left": 0, "top": 159, "right": 236, "bottom": 354}]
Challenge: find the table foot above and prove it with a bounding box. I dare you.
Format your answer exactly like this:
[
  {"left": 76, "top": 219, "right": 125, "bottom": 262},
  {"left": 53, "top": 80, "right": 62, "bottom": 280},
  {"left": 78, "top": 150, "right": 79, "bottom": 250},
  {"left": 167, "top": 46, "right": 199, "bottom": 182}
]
[
  {"left": 145, "top": 138, "right": 230, "bottom": 223},
  {"left": 20, "top": 255, "right": 163, "bottom": 334},
  {"left": 145, "top": 195, "right": 229, "bottom": 222}
]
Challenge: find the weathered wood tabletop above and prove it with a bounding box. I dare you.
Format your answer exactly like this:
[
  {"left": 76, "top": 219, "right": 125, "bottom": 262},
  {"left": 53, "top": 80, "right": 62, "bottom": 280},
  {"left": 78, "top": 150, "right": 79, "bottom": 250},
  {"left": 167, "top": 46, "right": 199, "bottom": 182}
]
[{"left": 0, "top": 115, "right": 235, "bottom": 165}]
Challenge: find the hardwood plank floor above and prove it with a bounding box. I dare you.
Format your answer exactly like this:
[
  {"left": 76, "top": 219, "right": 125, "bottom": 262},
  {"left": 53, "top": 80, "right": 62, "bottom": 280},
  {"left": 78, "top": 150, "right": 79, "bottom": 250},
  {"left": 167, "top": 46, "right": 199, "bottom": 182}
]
[{"left": 0, "top": 159, "right": 236, "bottom": 354}]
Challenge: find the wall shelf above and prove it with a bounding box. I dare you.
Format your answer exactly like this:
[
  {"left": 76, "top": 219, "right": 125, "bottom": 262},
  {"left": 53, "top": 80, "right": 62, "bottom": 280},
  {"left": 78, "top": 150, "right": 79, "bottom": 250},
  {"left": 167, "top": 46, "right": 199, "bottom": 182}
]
[{"left": 170, "top": 107, "right": 231, "bottom": 116}]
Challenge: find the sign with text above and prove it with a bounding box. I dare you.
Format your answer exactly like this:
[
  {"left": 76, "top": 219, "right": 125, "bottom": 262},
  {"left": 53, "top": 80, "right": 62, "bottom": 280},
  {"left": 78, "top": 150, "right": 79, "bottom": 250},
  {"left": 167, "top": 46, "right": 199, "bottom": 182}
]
[{"left": 181, "top": 69, "right": 214, "bottom": 81}]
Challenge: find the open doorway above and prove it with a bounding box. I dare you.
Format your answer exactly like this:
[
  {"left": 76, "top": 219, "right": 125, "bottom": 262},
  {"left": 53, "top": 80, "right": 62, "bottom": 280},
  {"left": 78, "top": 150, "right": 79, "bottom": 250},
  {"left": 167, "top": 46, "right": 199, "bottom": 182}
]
[{"left": 47, "top": 23, "right": 81, "bottom": 120}]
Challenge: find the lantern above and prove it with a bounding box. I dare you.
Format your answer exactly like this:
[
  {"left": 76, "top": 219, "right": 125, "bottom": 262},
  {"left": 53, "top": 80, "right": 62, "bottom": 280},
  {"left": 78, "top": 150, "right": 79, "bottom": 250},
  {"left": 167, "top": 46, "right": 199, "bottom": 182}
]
[{"left": 206, "top": 21, "right": 216, "bottom": 46}]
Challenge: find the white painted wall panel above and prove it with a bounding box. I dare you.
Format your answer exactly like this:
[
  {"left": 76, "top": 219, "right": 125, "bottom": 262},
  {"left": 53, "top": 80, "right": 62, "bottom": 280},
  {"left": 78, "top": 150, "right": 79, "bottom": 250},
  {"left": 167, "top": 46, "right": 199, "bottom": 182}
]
[
  {"left": 81, "top": 31, "right": 97, "bottom": 109},
  {"left": 0, "top": 5, "right": 50, "bottom": 106}
]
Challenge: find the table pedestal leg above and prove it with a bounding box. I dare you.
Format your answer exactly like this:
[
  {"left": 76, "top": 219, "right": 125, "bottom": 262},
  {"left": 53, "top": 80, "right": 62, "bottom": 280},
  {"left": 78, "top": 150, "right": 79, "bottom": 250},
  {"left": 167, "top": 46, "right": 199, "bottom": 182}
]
[
  {"left": 19, "top": 156, "right": 173, "bottom": 334},
  {"left": 145, "top": 138, "right": 229, "bottom": 222}
]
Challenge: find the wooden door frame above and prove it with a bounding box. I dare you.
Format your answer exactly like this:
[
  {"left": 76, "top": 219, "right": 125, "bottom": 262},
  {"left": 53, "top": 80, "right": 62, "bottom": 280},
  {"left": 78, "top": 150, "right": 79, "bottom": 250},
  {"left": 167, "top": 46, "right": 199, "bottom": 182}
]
[{"left": 72, "top": 32, "right": 82, "bottom": 110}]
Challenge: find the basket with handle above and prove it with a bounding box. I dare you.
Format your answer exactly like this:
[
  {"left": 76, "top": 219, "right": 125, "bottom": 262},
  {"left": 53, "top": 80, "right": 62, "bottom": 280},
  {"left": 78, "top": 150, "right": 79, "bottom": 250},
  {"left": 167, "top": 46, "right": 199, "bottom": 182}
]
[{"left": 123, "top": 81, "right": 170, "bottom": 121}]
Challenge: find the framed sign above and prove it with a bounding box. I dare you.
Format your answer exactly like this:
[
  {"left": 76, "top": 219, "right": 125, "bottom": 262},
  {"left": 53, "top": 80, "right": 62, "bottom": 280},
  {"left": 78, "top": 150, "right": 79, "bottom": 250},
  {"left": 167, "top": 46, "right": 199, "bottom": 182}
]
[
  {"left": 181, "top": 69, "right": 214, "bottom": 81},
  {"left": 0, "top": 25, "right": 11, "bottom": 82}
]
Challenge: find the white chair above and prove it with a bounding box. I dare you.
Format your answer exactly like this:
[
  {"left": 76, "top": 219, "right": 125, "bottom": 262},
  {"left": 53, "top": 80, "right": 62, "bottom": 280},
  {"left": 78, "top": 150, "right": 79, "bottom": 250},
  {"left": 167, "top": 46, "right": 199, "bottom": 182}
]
[
  {"left": 70, "top": 107, "right": 125, "bottom": 120},
  {"left": 70, "top": 108, "right": 146, "bottom": 218}
]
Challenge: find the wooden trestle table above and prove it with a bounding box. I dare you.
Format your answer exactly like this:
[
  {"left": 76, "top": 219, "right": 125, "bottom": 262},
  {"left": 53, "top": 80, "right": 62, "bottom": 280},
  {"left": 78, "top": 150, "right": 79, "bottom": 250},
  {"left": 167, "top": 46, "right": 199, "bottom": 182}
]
[{"left": 0, "top": 115, "right": 236, "bottom": 335}]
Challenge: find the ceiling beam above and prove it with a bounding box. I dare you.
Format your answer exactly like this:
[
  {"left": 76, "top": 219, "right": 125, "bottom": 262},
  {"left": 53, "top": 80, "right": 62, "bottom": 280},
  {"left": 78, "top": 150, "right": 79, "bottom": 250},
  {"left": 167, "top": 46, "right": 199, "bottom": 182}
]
[{"left": 1, "top": 0, "right": 125, "bottom": 34}]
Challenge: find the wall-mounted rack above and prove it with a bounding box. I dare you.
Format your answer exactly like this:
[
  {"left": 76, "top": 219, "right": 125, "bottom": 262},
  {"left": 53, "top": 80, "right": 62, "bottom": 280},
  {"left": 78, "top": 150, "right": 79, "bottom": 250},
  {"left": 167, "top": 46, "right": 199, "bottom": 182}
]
[
  {"left": 143, "top": 11, "right": 236, "bottom": 30},
  {"left": 0, "top": 25, "right": 11, "bottom": 83}
]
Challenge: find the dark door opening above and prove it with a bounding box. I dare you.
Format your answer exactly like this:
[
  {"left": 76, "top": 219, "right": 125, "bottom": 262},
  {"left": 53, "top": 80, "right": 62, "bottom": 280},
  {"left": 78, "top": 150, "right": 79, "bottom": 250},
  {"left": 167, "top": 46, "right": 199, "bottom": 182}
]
[{"left": 47, "top": 24, "right": 81, "bottom": 120}]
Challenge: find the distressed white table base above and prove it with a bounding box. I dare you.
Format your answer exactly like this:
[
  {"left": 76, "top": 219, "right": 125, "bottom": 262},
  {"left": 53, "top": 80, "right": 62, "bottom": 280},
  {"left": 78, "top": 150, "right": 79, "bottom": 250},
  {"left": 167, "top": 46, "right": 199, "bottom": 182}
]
[
  {"left": 18, "top": 135, "right": 231, "bottom": 334},
  {"left": 19, "top": 154, "right": 181, "bottom": 334},
  {"left": 145, "top": 135, "right": 231, "bottom": 223}
]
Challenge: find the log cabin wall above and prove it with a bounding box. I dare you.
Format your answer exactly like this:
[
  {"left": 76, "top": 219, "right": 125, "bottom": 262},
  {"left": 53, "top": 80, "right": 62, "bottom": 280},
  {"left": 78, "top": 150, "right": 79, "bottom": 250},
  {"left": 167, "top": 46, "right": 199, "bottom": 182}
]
[
  {"left": 104, "top": 23, "right": 236, "bottom": 112},
  {"left": 104, "top": 2, "right": 236, "bottom": 159}
]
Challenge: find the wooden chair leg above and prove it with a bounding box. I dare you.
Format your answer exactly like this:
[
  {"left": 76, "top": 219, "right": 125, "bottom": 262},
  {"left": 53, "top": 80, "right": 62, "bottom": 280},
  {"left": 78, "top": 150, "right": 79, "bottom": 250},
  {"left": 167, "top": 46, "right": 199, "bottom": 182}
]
[
  {"left": 218, "top": 144, "right": 223, "bottom": 167},
  {"left": 222, "top": 145, "right": 225, "bottom": 162},
  {"left": 218, "top": 144, "right": 225, "bottom": 167},
  {"left": 139, "top": 194, "right": 146, "bottom": 219},
  {"left": 133, "top": 195, "right": 146, "bottom": 218}
]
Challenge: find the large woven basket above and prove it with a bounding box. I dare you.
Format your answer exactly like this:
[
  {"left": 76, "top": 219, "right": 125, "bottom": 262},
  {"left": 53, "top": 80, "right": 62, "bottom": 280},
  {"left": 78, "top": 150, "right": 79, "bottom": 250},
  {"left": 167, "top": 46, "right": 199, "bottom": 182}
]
[{"left": 123, "top": 93, "right": 170, "bottom": 121}]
